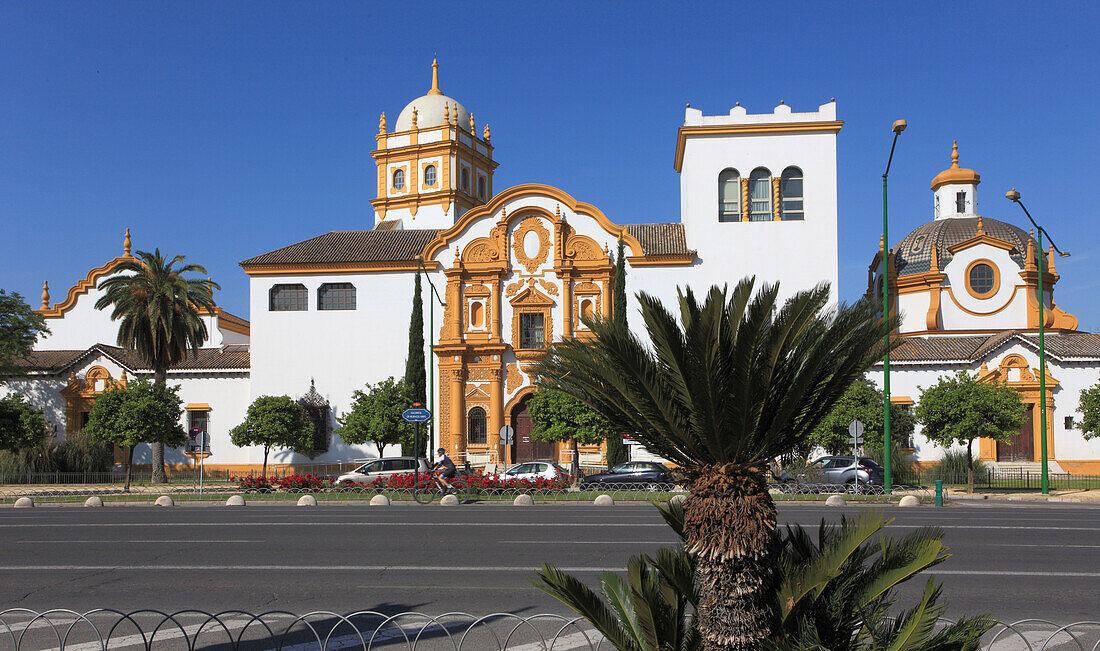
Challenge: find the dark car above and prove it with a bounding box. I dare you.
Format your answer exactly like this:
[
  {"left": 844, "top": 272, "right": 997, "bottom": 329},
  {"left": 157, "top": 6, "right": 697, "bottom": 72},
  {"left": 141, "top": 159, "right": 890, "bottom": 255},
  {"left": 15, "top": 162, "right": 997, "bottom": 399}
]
[{"left": 580, "top": 461, "right": 674, "bottom": 487}]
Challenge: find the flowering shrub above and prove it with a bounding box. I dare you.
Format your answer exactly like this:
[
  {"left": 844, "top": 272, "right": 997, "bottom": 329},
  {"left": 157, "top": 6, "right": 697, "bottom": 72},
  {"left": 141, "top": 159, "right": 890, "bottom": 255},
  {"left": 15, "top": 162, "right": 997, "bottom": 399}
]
[
  {"left": 277, "top": 473, "right": 331, "bottom": 490},
  {"left": 230, "top": 475, "right": 276, "bottom": 491}
]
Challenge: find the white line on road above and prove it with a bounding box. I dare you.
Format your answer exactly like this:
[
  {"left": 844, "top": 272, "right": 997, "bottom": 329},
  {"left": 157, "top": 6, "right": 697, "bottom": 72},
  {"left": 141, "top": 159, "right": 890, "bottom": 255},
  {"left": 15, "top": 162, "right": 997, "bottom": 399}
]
[
  {"left": 16, "top": 539, "right": 259, "bottom": 544},
  {"left": 5, "top": 521, "right": 1100, "bottom": 531}
]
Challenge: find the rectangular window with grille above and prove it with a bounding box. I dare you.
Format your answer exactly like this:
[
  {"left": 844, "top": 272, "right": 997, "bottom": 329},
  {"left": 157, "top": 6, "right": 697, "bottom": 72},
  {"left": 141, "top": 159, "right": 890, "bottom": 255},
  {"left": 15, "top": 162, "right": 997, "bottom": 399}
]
[
  {"left": 318, "top": 283, "right": 356, "bottom": 310},
  {"left": 519, "top": 313, "right": 545, "bottom": 349},
  {"left": 269, "top": 284, "right": 308, "bottom": 311}
]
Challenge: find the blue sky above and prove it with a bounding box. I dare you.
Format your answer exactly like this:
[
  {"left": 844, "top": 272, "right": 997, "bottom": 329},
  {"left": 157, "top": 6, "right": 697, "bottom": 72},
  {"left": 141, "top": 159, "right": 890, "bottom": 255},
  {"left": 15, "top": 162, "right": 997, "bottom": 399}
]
[{"left": 2, "top": 1, "right": 1098, "bottom": 328}]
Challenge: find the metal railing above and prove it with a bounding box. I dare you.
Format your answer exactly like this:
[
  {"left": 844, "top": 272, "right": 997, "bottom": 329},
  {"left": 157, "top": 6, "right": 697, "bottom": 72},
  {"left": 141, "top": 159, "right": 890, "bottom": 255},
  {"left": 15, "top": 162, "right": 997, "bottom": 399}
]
[
  {"left": 0, "top": 609, "right": 1096, "bottom": 650},
  {"left": 892, "top": 470, "right": 1100, "bottom": 491}
]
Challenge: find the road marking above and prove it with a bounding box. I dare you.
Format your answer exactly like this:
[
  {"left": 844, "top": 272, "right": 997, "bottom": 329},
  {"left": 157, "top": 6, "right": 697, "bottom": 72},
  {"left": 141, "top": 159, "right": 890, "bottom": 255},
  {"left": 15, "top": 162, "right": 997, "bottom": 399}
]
[
  {"left": 0, "top": 522, "right": 671, "bottom": 528},
  {"left": 16, "top": 539, "right": 259, "bottom": 544},
  {"left": 984, "top": 543, "right": 1100, "bottom": 549},
  {"left": 0, "top": 565, "right": 624, "bottom": 572},
  {"left": 923, "top": 570, "right": 1100, "bottom": 577}
]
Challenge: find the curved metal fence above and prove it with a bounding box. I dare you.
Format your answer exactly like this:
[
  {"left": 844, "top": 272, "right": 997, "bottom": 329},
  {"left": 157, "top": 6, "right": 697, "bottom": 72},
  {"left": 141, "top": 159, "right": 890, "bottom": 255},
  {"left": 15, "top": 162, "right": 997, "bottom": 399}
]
[
  {"left": 0, "top": 610, "right": 1096, "bottom": 650},
  {"left": 0, "top": 482, "right": 936, "bottom": 506}
]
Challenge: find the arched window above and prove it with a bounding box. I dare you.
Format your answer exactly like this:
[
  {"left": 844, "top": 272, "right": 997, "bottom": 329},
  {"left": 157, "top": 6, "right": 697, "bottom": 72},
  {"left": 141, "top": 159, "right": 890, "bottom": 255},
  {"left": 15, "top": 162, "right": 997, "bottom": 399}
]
[
  {"left": 392, "top": 168, "right": 405, "bottom": 190},
  {"left": 467, "top": 407, "right": 487, "bottom": 445},
  {"left": 460, "top": 168, "right": 470, "bottom": 192},
  {"left": 750, "top": 168, "right": 772, "bottom": 221},
  {"left": 718, "top": 168, "right": 740, "bottom": 222},
  {"left": 424, "top": 165, "right": 436, "bottom": 187},
  {"left": 581, "top": 299, "right": 594, "bottom": 320},
  {"left": 318, "top": 283, "right": 356, "bottom": 310},
  {"left": 781, "top": 167, "right": 804, "bottom": 221},
  {"left": 477, "top": 176, "right": 486, "bottom": 199},
  {"left": 269, "top": 283, "right": 308, "bottom": 311},
  {"left": 470, "top": 301, "right": 484, "bottom": 328}
]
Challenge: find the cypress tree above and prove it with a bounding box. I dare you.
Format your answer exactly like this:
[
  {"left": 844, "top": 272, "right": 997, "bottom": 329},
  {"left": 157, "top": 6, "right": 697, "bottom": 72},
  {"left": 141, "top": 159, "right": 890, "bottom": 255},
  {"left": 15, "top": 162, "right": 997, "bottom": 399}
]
[
  {"left": 402, "top": 269, "right": 427, "bottom": 457},
  {"left": 605, "top": 235, "right": 630, "bottom": 468}
]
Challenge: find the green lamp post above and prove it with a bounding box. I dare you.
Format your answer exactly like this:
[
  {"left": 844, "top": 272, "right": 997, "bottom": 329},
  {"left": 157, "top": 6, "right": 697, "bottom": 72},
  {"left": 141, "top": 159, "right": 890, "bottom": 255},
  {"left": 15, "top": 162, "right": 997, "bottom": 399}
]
[
  {"left": 882, "top": 118, "right": 907, "bottom": 494},
  {"left": 1006, "top": 189, "right": 1069, "bottom": 495}
]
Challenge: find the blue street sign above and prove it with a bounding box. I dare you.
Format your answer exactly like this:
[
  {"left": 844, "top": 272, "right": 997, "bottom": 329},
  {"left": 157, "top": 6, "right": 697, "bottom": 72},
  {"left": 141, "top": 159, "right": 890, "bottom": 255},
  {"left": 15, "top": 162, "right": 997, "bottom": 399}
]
[{"left": 402, "top": 408, "right": 432, "bottom": 423}]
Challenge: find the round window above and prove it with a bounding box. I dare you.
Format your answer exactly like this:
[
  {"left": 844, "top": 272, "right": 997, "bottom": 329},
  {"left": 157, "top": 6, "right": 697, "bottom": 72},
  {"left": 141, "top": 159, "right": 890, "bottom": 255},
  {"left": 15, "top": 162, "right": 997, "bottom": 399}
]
[{"left": 968, "top": 262, "right": 996, "bottom": 296}]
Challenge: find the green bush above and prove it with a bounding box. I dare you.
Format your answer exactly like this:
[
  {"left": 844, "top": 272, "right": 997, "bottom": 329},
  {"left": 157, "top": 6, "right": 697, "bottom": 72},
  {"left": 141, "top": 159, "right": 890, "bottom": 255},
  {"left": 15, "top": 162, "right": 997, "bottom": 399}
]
[
  {"left": 923, "top": 449, "right": 988, "bottom": 484},
  {"left": 864, "top": 442, "right": 916, "bottom": 483},
  {"left": 53, "top": 433, "right": 114, "bottom": 473}
]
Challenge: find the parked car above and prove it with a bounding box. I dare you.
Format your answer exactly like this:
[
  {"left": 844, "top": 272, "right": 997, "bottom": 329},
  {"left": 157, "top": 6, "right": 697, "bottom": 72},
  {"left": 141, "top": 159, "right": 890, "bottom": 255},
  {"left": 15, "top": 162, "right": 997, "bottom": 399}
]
[
  {"left": 336, "top": 457, "right": 430, "bottom": 484},
  {"left": 789, "top": 456, "right": 884, "bottom": 487},
  {"left": 499, "top": 461, "right": 570, "bottom": 482},
  {"left": 580, "top": 461, "right": 673, "bottom": 487}
]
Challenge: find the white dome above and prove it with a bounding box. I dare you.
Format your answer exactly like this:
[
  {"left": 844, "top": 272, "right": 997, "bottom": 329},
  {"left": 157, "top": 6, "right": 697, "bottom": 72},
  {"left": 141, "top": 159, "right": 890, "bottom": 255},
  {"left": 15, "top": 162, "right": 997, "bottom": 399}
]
[{"left": 395, "top": 93, "right": 471, "bottom": 132}]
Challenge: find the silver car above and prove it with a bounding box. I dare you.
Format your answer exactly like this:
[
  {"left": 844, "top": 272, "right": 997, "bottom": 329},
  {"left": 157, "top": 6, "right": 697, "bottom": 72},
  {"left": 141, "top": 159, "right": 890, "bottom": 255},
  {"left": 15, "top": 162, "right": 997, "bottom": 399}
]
[
  {"left": 336, "top": 457, "right": 430, "bottom": 483},
  {"left": 803, "top": 456, "right": 885, "bottom": 486}
]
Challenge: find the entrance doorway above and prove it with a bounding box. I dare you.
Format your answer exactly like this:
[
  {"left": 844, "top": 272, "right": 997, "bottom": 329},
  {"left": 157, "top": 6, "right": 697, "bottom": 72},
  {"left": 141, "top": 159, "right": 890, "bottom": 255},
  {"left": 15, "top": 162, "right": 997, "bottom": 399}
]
[
  {"left": 511, "top": 394, "right": 553, "bottom": 463},
  {"left": 997, "top": 404, "right": 1036, "bottom": 461}
]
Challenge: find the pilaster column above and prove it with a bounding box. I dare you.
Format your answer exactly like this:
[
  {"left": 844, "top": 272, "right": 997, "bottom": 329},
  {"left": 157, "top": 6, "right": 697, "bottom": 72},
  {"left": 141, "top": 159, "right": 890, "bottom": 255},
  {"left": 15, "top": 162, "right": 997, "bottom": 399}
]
[
  {"left": 772, "top": 177, "right": 782, "bottom": 221},
  {"left": 601, "top": 275, "right": 611, "bottom": 318},
  {"left": 448, "top": 367, "right": 466, "bottom": 454},
  {"left": 562, "top": 271, "right": 574, "bottom": 337},
  {"left": 488, "top": 367, "right": 504, "bottom": 460},
  {"left": 490, "top": 275, "right": 503, "bottom": 342},
  {"left": 741, "top": 178, "right": 751, "bottom": 222}
]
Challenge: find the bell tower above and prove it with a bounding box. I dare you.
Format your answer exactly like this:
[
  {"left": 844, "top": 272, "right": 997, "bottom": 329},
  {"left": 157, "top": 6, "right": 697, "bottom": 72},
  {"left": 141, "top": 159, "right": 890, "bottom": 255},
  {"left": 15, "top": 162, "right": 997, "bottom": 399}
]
[{"left": 371, "top": 60, "right": 498, "bottom": 229}]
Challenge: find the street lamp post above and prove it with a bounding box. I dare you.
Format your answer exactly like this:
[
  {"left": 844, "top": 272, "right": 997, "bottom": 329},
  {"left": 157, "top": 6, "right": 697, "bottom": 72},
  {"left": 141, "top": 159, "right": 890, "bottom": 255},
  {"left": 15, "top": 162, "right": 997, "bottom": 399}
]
[
  {"left": 1006, "top": 189, "right": 1069, "bottom": 495},
  {"left": 414, "top": 255, "right": 446, "bottom": 458},
  {"left": 882, "top": 118, "right": 906, "bottom": 495}
]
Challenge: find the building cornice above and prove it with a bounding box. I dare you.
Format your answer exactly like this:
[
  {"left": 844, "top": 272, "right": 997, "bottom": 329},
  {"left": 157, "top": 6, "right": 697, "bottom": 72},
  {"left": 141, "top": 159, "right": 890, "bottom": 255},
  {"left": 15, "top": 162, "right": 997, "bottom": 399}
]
[{"left": 673, "top": 121, "right": 844, "bottom": 172}]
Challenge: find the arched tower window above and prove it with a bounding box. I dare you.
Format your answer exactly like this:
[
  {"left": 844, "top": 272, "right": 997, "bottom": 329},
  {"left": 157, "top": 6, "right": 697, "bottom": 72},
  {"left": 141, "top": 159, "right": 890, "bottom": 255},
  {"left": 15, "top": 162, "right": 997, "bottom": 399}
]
[
  {"left": 478, "top": 176, "right": 486, "bottom": 200},
  {"left": 424, "top": 165, "right": 436, "bottom": 187},
  {"left": 467, "top": 407, "right": 487, "bottom": 445},
  {"left": 718, "top": 168, "right": 740, "bottom": 222},
  {"left": 780, "top": 167, "right": 804, "bottom": 221},
  {"left": 749, "top": 168, "right": 772, "bottom": 221},
  {"left": 460, "top": 168, "right": 470, "bottom": 192},
  {"left": 392, "top": 168, "right": 405, "bottom": 190}
]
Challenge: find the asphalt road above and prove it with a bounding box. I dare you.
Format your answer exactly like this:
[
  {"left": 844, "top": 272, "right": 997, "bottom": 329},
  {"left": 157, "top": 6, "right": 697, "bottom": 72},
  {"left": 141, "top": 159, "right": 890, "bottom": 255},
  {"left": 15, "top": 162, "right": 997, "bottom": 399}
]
[{"left": 0, "top": 502, "right": 1097, "bottom": 624}]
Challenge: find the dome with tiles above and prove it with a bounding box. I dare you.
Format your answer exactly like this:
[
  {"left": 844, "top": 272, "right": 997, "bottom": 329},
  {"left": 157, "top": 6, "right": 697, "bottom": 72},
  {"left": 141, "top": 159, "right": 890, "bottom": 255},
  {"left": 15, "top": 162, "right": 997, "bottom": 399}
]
[{"left": 394, "top": 60, "right": 471, "bottom": 132}]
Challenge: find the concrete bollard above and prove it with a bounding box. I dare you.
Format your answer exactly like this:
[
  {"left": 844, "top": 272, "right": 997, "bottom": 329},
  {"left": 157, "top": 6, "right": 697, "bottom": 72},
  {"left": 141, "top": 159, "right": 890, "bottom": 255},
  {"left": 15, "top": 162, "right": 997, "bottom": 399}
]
[
  {"left": 898, "top": 495, "right": 921, "bottom": 507},
  {"left": 594, "top": 494, "right": 615, "bottom": 506},
  {"left": 84, "top": 496, "right": 104, "bottom": 508},
  {"left": 513, "top": 494, "right": 534, "bottom": 506},
  {"left": 13, "top": 496, "right": 33, "bottom": 508},
  {"left": 154, "top": 495, "right": 174, "bottom": 507},
  {"left": 225, "top": 495, "right": 246, "bottom": 507},
  {"left": 369, "top": 494, "right": 391, "bottom": 506},
  {"left": 825, "top": 495, "right": 846, "bottom": 507},
  {"left": 669, "top": 494, "right": 687, "bottom": 507},
  {"left": 440, "top": 494, "right": 459, "bottom": 506},
  {"left": 297, "top": 495, "right": 318, "bottom": 507}
]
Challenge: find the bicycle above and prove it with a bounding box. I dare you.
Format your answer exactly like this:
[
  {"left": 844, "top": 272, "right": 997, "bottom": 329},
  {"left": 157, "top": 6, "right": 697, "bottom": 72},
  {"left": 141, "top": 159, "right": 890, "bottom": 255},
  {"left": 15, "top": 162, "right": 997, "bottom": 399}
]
[{"left": 412, "top": 472, "right": 473, "bottom": 504}]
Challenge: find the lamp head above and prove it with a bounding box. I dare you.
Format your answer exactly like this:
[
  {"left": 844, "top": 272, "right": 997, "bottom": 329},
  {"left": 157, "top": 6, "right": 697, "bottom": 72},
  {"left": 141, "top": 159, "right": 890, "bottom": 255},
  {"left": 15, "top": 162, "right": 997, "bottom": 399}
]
[
  {"left": 1006, "top": 189, "right": 1021, "bottom": 202},
  {"left": 1059, "top": 251, "right": 1071, "bottom": 258},
  {"left": 892, "top": 119, "right": 907, "bottom": 134}
]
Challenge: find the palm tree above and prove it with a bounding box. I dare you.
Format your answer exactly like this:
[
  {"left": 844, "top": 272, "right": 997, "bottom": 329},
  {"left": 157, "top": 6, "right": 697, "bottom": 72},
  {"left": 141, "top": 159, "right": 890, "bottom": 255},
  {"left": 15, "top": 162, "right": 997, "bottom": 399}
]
[
  {"left": 534, "top": 279, "right": 893, "bottom": 649},
  {"left": 95, "top": 249, "right": 218, "bottom": 483}
]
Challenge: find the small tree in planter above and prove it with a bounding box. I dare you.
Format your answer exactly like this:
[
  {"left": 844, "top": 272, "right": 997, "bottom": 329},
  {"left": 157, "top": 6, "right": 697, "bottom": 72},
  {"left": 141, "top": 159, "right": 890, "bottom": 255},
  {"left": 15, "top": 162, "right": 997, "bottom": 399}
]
[
  {"left": 82, "top": 379, "right": 187, "bottom": 491},
  {"left": 230, "top": 396, "right": 314, "bottom": 477},
  {"left": 527, "top": 388, "right": 613, "bottom": 477},
  {"left": 916, "top": 370, "right": 1026, "bottom": 493},
  {"left": 337, "top": 377, "right": 410, "bottom": 457}
]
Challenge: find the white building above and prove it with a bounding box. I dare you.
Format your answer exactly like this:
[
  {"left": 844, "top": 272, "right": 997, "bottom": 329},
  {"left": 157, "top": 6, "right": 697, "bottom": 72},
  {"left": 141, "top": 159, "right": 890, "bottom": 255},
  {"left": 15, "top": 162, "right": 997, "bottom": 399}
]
[{"left": 867, "top": 143, "right": 1100, "bottom": 474}]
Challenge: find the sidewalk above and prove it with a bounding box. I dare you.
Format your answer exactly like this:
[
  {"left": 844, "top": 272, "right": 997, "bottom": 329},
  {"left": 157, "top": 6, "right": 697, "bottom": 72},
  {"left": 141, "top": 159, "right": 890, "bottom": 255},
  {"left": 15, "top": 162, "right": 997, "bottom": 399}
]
[{"left": 946, "top": 487, "right": 1100, "bottom": 503}]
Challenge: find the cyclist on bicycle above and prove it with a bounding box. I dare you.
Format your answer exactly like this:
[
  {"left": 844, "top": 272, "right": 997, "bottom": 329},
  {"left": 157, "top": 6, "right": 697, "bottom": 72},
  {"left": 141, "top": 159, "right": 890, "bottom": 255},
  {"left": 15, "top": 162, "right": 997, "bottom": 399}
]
[{"left": 433, "top": 447, "right": 456, "bottom": 490}]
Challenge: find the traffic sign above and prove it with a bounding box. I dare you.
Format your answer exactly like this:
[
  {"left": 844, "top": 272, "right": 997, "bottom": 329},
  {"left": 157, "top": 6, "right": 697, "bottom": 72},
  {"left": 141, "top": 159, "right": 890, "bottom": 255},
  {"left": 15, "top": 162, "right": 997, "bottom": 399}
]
[
  {"left": 848, "top": 420, "right": 864, "bottom": 443},
  {"left": 499, "top": 425, "right": 515, "bottom": 445},
  {"left": 402, "top": 408, "right": 432, "bottom": 423}
]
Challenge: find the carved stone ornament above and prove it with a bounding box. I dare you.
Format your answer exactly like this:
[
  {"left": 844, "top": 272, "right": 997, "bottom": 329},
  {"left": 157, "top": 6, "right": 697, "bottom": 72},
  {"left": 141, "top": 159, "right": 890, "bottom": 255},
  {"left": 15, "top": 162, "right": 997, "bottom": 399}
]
[
  {"left": 511, "top": 216, "right": 552, "bottom": 274},
  {"left": 537, "top": 279, "right": 559, "bottom": 296},
  {"left": 506, "top": 363, "right": 525, "bottom": 393},
  {"left": 505, "top": 280, "right": 526, "bottom": 297}
]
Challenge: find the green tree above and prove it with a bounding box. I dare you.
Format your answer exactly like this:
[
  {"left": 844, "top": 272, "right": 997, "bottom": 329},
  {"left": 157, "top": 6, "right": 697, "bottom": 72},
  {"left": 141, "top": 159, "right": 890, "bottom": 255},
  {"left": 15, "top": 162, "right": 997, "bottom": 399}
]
[
  {"left": 230, "top": 395, "right": 314, "bottom": 476},
  {"left": 338, "top": 377, "right": 411, "bottom": 457},
  {"left": 604, "top": 235, "right": 630, "bottom": 469},
  {"left": 94, "top": 249, "right": 218, "bottom": 483},
  {"left": 1075, "top": 381, "right": 1100, "bottom": 439},
  {"left": 0, "top": 290, "right": 49, "bottom": 377},
  {"left": 810, "top": 379, "right": 914, "bottom": 454},
  {"left": 915, "top": 371, "right": 1026, "bottom": 493},
  {"left": 535, "top": 279, "right": 891, "bottom": 649},
  {"left": 0, "top": 394, "right": 50, "bottom": 453},
  {"left": 403, "top": 269, "right": 427, "bottom": 457},
  {"left": 527, "top": 388, "right": 614, "bottom": 476},
  {"left": 82, "top": 379, "right": 187, "bottom": 490}
]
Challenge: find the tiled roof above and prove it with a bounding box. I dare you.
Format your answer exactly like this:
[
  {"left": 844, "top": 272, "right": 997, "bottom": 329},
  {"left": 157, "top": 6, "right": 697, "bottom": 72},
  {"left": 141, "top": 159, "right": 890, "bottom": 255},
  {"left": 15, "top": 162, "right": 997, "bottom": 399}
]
[
  {"left": 624, "top": 223, "right": 694, "bottom": 256},
  {"left": 886, "top": 331, "right": 1100, "bottom": 363},
  {"left": 12, "top": 344, "right": 250, "bottom": 374},
  {"left": 240, "top": 230, "right": 440, "bottom": 267},
  {"left": 373, "top": 219, "right": 402, "bottom": 231},
  {"left": 893, "top": 217, "right": 1033, "bottom": 277}
]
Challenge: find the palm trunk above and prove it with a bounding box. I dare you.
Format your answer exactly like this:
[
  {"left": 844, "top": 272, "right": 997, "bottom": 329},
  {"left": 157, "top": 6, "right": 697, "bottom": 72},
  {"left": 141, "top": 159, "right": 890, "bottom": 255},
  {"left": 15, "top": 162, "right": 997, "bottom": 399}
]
[
  {"left": 684, "top": 463, "right": 777, "bottom": 650},
  {"left": 151, "top": 367, "right": 168, "bottom": 484}
]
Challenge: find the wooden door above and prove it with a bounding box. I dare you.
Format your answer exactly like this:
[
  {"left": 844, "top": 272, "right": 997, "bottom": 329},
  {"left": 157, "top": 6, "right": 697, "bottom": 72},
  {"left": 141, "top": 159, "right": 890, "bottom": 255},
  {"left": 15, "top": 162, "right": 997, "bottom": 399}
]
[
  {"left": 997, "top": 404, "right": 1035, "bottom": 461},
  {"left": 512, "top": 395, "right": 553, "bottom": 462}
]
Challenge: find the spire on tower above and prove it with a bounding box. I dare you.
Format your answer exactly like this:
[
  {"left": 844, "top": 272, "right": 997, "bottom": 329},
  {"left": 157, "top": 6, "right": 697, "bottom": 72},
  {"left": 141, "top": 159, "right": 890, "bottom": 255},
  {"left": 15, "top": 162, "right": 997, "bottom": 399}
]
[
  {"left": 483, "top": 124, "right": 491, "bottom": 142},
  {"left": 41, "top": 281, "right": 49, "bottom": 309},
  {"left": 428, "top": 58, "right": 442, "bottom": 96},
  {"left": 469, "top": 112, "right": 476, "bottom": 134},
  {"left": 951, "top": 140, "right": 959, "bottom": 167},
  {"left": 124, "top": 228, "right": 132, "bottom": 255},
  {"left": 378, "top": 112, "right": 387, "bottom": 134}
]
